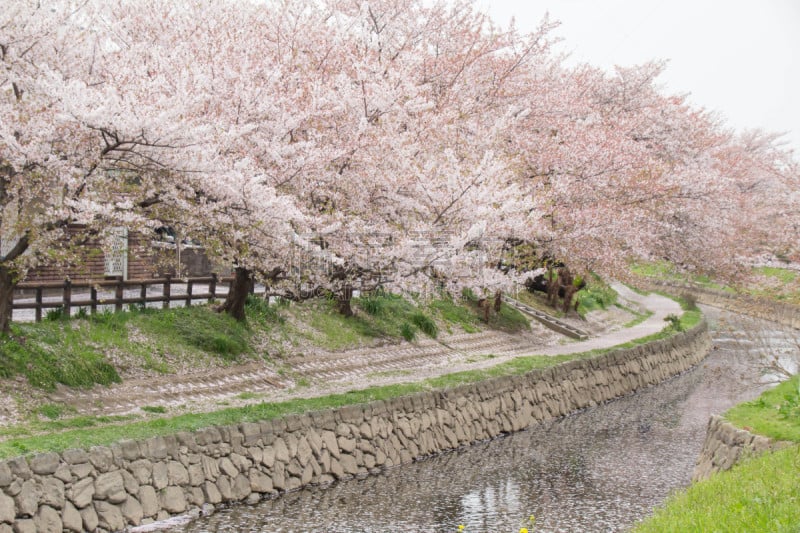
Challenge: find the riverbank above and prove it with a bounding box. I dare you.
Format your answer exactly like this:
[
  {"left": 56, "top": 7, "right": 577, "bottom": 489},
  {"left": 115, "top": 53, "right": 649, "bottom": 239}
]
[{"left": 0, "top": 289, "right": 710, "bottom": 532}]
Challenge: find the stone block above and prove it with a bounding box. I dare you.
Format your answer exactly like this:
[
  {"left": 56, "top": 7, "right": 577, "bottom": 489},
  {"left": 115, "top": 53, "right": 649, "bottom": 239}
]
[
  {"left": 6, "top": 458, "right": 31, "bottom": 481},
  {"left": 138, "top": 486, "right": 159, "bottom": 518},
  {"left": 0, "top": 463, "right": 11, "bottom": 488},
  {"left": 152, "top": 462, "right": 169, "bottom": 490},
  {"left": 95, "top": 500, "right": 126, "bottom": 532},
  {"left": 14, "top": 479, "right": 38, "bottom": 518},
  {"left": 121, "top": 495, "right": 144, "bottom": 525},
  {"left": 29, "top": 453, "right": 61, "bottom": 476},
  {"left": 248, "top": 469, "right": 273, "bottom": 494},
  {"left": 53, "top": 465, "right": 72, "bottom": 484},
  {"left": 218, "top": 457, "right": 238, "bottom": 478},
  {"left": 67, "top": 477, "right": 94, "bottom": 509},
  {"left": 0, "top": 492, "right": 14, "bottom": 524},
  {"left": 188, "top": 464, "right": 205, "bottom": 487},
  {"left": 122, "top": 469, "right": 140, "bottom": 495},
  {"left": 231, "top": 474, "right": 251, "bottom": 501},
  {"left": 129, "top": 459, "right": 153, "bottom": 485},
  {"left": 12, "top": 519, "right": 35, "bottom": 533},
  {"left": 79, "top": 505, "right": 99, "bottom": 532},
  {"left": 118, "top": 439, "right": 142, "bottom": 461},
  {"left": 168, "top": 461, "right": 190, "bottom": 486},
  {"left": 40, "top": 477, "right": 65, "bottom": 509},
  {"left": 94, "top": 471, "right": 127, "bottom": 503},
  {"left": 61, "top": 501, "right": 82, "bottom": 532},
  {"left": 203, "top": 482, "right": 222, "bottom": 505},
  {"left": 159, "top": 486, "right": 187, "bottom": 514},
  {"left": 88, "top": 446, "right": 115, "bottom": 473},
  {"left": 321, "top": 431, "right": 340, "bottom": 459}
]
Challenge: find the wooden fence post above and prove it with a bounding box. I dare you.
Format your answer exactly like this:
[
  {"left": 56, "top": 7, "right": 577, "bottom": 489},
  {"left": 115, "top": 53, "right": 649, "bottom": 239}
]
[
  {"left": 186, "top": 279, "right": 193, "bottom": 307},
  {"left": 163, "top": 274, "right": 171, "bottom": 309},
  {"left": 63, "top": 279, "right": 72, "bottom": 318},
  {"left": 209, "top": 273, "right": 217, "bottom": 303},
  {"left": 35, "top": 287, "right": 43, "bottom": 322},
  {"left": 90, "top": 285, "right": 98, "bottom": 315},
  {"left": 115, "top": 277, "right": 124, "bottom": 312}
]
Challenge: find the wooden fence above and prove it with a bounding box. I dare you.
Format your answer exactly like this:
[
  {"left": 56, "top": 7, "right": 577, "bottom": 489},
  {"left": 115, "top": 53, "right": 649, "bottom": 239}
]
[{"left": 12, "top": 274, "right": 249, "bottom": 322}]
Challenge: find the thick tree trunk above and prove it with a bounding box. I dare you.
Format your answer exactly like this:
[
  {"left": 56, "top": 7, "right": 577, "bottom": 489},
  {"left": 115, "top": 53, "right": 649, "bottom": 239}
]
[
  {"left": 0, "top": 266, "right": 15, "bottom": 335},
  {"left": 217, "top": 266, "right": 252, "bottom": 321},
  {"left": 336, "top": 285, "right": 354, "bottom": 317}
]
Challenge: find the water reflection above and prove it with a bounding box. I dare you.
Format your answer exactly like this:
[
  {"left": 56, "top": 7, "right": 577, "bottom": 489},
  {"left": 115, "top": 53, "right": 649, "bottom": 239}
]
[{"left": 173, "top": 308, "right": 792, "bottom": 532}]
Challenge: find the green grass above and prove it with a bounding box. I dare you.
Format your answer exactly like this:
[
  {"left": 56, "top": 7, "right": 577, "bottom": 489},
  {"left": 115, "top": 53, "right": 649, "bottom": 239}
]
[
  {"left": 140, "top": 405, "right": 167, "bottom": 414},
  {"left": 0, "top": 323, "right": 122, "bottom": 390},
  {"left": 621, "top": 309, "right": 653, "bottom": 328},
  {"left": 634, "top": 445, "right": 800, "bottom": 533},
  {"left": 724, "top": 375, "right": 800, "bottom": 443},
  {"left": 753, "top": 266, "right": 798, "bottom": 285},
  {"left": 0, "top": 300, "right": 279, "bottom": 391},
  {"left": 0, "top": 289, "right": 520, "bottom": 396},
  {"left": 427, "top": 296, "right": 480, "bottom": 333},
  {"left": 575, "top": 275, "right": 618, "bottom": 316},
  {"left": 631, "top": 261, "right": 800, "bottom": 304}
]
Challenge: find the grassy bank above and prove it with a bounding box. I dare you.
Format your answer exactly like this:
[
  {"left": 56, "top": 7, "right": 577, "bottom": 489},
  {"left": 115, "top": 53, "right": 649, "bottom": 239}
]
[
  {"left": 0, "top": 297, "right": 699, "bottom": 459},
  {"left": 634, "top": 445, "right": 800, "bottom": 533},
  {"left": 630, "top": 260, "right": 800, "bottom": 304},
  {"left": 0, "top": 292, "right": 530, "bottom": 393},
  {"left": 724, "top": 375, "right": 800, "bottom": 442},
  {"left": 635, "top": 374, "right": 800, "bottom": 532}
]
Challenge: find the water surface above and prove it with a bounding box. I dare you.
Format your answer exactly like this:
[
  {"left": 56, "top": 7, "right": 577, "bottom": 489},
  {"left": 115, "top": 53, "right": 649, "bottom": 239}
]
[{"left": 171, "top": 307, "right": 791, "bottom": 532}]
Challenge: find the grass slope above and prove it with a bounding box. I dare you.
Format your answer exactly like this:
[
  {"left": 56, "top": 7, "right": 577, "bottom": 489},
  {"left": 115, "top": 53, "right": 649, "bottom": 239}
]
[
  {"left": 0, "top": 297, "right": 697, "bottom": 459},
  {"left": 635, "top": 445, "right": 800, "bottom": 533}
]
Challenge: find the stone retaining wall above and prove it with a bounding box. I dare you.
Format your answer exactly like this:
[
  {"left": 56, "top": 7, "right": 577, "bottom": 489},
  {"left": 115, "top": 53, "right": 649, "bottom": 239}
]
[
  {"left": 692, "top": 415, "right": 792, "bottom": 482},
  {"left": 0, "top": 322, "right": 712, "bottom": 532},
  {"left": 640, "top": 280, "right": 800, "bottom": 329}
]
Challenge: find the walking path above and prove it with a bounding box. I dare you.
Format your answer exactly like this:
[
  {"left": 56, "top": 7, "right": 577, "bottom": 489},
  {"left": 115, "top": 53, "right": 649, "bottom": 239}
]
[{"left": 32, "top": 284, "right": 683, "bottom": 423}]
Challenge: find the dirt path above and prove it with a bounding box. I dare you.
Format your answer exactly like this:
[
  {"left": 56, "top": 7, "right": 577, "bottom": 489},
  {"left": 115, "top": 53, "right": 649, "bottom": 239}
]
[{"left": 8, "top": 285, "right": 676, "bottom": 425}]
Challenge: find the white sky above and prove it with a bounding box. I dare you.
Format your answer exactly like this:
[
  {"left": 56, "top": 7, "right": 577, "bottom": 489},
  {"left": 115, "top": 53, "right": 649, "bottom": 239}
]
[{"left": 480, "top": 0, "right": 800, "bottom": 157}]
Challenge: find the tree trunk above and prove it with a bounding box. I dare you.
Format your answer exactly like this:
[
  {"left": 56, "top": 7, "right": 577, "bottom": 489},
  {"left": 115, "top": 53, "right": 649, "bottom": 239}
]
[
  {"left": 217, "top": 266, "right": 252, "bottom": 321},
  {"left": 0, "top": 266, "right": 15, "bottom": 335},
  {"left": 478, "top": 298, "right": 491, "bottom": 322},
  {"left": 336, "top": 285, "right": 354, "bottom": 317},
  {"left": 493, "top": 290, "right": 502, "bottom": 312}
]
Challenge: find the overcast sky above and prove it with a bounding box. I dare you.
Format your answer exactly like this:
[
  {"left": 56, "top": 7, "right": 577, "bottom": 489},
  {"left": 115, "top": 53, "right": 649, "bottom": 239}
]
[{"left": 479, "top": 0, "right": 800, "bottom": 157}]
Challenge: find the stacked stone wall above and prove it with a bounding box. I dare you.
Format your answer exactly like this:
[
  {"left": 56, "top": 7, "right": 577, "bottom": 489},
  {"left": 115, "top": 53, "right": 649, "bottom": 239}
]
[
  {"left": 0, "top": 322, "right": 711, "bottom": 532},
  {"left": 692, "top": 415, "right": 792, "bottom": 481},
  {"left": 640, "top": 280, "right": 800, "bottom": 329}
]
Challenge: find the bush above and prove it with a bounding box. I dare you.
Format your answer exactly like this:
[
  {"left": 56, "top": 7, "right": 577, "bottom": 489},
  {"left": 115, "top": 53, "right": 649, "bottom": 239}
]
[
  {"left": 358, "top": 293, "right": 387, "bottom": 316},
  {"left": 400, "top": 323, "right": 416, "bottom": 341},
  {"left": 410, "top": 312, "right": 438, "bottom": 338},
  {"left": 663, "top": 313, "right": 683, "bottom": 331}
]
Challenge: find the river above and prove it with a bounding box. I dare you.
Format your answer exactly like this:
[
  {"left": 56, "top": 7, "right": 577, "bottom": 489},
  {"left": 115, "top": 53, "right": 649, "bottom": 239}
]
[{"left": 167, "top": 307, "right": 796, "bottom": 532}]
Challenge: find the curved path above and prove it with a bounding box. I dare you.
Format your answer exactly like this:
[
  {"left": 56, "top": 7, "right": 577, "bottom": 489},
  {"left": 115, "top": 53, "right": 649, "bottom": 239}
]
[{"left": 43, "top": 284, "right": 681, "bottom": 420}]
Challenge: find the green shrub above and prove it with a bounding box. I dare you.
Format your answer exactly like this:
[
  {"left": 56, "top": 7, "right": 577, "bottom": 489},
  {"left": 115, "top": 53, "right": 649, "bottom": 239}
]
[
  {"left": 663, "top": 313, "right": 683, "bottom": 332},
  {"left": 410, "top": 312, "right": 438, "bottom": 338},
  {"left": 400, "top": 323, "right": 416, "bottom": 341},
  {"left": 244, "top": 295, "right": 284, "bottom": 324},
  {"left": 45, "top": 306, "right": 66, "bottom": 321}
]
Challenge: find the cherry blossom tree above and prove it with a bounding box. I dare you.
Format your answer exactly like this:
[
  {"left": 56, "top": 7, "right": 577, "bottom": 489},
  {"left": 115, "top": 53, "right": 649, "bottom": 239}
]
[{"left": 0, "top": 1, "right": 196, "bottom": 332}]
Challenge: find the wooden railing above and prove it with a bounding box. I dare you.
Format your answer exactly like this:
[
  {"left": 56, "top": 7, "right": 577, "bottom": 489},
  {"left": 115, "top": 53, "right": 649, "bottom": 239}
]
[{"left": 12, "top": 274, "right": 249, "bottom": 322}]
